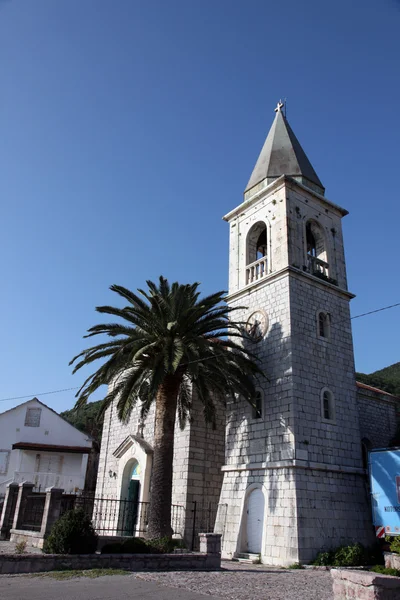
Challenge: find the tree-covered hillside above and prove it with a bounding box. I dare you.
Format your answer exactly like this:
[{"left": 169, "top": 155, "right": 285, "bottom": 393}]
[
  {"left": 61, "top": 400, "right": 104, "bottom": 448},
  {"left": 356, "top": 362, "right": 400, "bottom": 397}
]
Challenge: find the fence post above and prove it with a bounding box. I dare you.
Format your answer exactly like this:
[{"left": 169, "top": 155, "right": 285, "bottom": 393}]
[
  {"left": 199, "top": 533, "right": 222, "bottom": 569},
  {"left": 0, "top": 483, "right": 19, "bottom": 539},
  {"left": 191, "top": 501, "right": 197, "bottom": 551},
  {"left": 40, "top": 487, "right": 64, "bottom": 538},
  {"left": 12, "top": 482, "right": 34, "bottom": 530}
]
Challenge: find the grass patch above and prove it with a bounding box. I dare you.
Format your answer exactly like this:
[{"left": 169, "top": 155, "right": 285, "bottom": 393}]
[
  {"left": 288, "top": 562, "right": 304, "bottom": 569},
  {"left": 32, "top": 568, "right": 129, "bottom": 580},
  {"left": 370, "top": 565, "right": 400, "bottom": 577}
]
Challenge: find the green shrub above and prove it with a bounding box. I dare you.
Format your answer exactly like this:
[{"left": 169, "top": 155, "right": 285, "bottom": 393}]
[
  {"left": 389, "top": 536, "right": 400, "bottom": 555},
  {"left": 288, "top": 562, "right": 304, "bottom": 569},
  {"left": 371, "top": 565, "right": 400, "bottom": 577},
  {"left": 313, "top": 550, "right": 334, "bottom": 566},
  {"left": 313, "top": 543, "right": 383, "bottom": 567},
  {"left": 15, "top": 540, "right": 27, "bottom": 554},
  {"left": 100, "top": 536, "right": 185, "bottom": 555},
  {"left": 100, "top": 542, "right": 123, "bottom": 554},
  {"left": 332, "top": 543, "right": 365, "bottom": 567},
  {"left": 146, "top": 537, "right": 185, "bottom": 554},
  {"left": 43, "top": 509, "right": 98, "bottom": 555}
]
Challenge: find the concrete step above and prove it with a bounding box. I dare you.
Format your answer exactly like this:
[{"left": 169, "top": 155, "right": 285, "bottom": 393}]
[{"left": 234, "top": 553, "right": 260, "bottom": 564}]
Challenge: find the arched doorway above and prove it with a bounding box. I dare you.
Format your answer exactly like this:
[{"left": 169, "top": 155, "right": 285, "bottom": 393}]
[
  {"left": 120, "top": 459, "right": 141, "bottom": 535},
  {"left": 246, "top": 488, "right": 264, "bottom": 553}
]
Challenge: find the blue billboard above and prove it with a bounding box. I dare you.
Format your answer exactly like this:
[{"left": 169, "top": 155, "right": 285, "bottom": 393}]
[{"left": 370, "top": 448, "right": 400, "bottom": 537}]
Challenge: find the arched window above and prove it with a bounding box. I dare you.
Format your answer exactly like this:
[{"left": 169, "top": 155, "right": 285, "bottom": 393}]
[
  {"left": 252, "top": 390, "right": 263, "bottom": 419},
  {"left": 317, "top": 311, "right": 331, "bottom": 339},
  {"left": 321, "top": 388, "right": 335, "bottom": 423},
  {"left": 246, "top": 222, "right": 268, "bottom": 284},
  {"left": 306, "top": 221, "right": 329, "bottom": 278}
]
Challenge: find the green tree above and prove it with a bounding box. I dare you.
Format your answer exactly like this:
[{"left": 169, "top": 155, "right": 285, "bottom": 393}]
[{"left": 70, "top": 277, "right": 264, "bottom": 538}]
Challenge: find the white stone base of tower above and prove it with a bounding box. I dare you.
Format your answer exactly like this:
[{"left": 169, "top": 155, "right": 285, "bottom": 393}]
[{"left": 217, "top": 465, "right": 374, "bottom": 565}]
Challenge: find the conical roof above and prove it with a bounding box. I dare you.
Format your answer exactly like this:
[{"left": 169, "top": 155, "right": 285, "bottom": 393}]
[{"left": 245, "top": 103, "right": 324, "bottom": 196}]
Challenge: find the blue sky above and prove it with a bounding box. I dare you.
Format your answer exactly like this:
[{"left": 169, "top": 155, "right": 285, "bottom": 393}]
[{"left": 0, "top": 0, "right": 399, "bottom": 414}]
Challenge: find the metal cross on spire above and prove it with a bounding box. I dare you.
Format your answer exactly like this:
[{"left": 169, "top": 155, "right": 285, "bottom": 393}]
[{"left": 274, "top": 100, "right": 284, "bottom": 113}]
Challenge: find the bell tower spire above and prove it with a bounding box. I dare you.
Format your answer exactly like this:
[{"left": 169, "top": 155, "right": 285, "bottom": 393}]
[{"left": 245, "top": 101, "right": 325, "bottom": 197}]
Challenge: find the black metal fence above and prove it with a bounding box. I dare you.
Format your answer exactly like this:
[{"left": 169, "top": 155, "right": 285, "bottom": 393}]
[
  {"left": 190, "top": 501, "right": 224, "bottom": 550},
  {"left": 19, "top": 493, "right": 46, "bottom": 531},
  {"left": 60, "top": 494, "right": 185, "bottom": 538}
]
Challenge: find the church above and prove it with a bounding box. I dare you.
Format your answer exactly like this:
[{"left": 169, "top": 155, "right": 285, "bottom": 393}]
[{"left": 95, "top": 103, "right": 399, "bottom": 565}]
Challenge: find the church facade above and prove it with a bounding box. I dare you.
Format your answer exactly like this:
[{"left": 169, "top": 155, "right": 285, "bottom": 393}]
[{"left": 95, "top": 104, "right": 399, "bottom": 564}]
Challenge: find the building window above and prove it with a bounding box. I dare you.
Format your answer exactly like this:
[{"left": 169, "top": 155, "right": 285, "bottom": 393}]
[
  {"left": 0, "top": 450, "right": 10, "bottom": 475},
  {"left": 252, "top": 391, "right": 263, "bottom": 419},
  {"left": 25, "top": 407, "right": 42, "bottom": 427},
  {"left": 321, "top": 388, "right": 335, "bottom": 423},
  {"left": 317, "top": 311, "right": 331, "bottom": 339}
]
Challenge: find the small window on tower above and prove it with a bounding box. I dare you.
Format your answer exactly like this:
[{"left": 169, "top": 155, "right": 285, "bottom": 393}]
[
  {"left": 317, "top": 311, "right": 331, "bottom": 339},
  {"left": 252, "top": 391, "right": 263, "bottom": 419},
  {"left": 25, "top": 407, "right": 42, "bottom": 427},
  {"left": 321, "top": 389, "right": 335, "bottom": 423}
]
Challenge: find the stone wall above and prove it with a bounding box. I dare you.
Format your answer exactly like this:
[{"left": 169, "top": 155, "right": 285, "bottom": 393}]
[
  {"left": 331, "top": 569, "right": 400, "bottom": 599},
  {"left": 95, "top": 384, "right": 225, "bottom": 546},
  {"left": 0, "top": 551, "right": 221, "bottom": 575},
  {"left": 384, "top": 552, "right": 400, "bottom": 570},
  {"left": 218, "top": 175, "right": 374, "bottom": 565},
  {"left": 357, "top": 385, "right": 399, "bottom": 450}
]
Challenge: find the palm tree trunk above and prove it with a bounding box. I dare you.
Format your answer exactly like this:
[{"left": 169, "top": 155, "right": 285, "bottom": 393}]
[{"left": 147, "top": 374, "right": 181, "bottom": 539}]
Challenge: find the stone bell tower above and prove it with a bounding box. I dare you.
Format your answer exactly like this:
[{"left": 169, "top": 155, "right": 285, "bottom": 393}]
[{"left": 216, "top": 102, "right": 373, "bottom": 565}]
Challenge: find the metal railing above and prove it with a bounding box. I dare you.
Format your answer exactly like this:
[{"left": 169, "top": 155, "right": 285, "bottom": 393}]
[
  {"left": 60, "top": 494, "right": 185, "bottom": 538},
  {"left": 246, "top": 257, "right": 268, "bottom": 285},
  {"left": 19, "top": 493, "right": 46, "bottom": 531}
]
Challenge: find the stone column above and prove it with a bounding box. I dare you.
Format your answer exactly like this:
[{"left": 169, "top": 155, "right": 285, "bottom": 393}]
[
  {"left": 199, "top": 533, "right": 222, "bottom": 569},
  {"left": 0, "top": 483, "right": 19, "bottom": 539},
  {"left": 40, "top": 487, "right": 64, "bottom": 538},
  {"left": 12, "top": 482, "right": 34, "bottom": 530}
]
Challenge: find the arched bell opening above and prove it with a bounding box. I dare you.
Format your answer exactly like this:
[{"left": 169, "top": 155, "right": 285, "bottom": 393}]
[
  {"left": 306, "top": 220, "right": 329, "bottom": 278},
  {"left": 246, "top": 222, "right": 268, "bottom": 284}
]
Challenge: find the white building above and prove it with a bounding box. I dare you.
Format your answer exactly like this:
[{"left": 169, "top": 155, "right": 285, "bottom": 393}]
[
  {"left": 0, "top": 398, "right": 92, "bottom": 496},
  {"left": 95, "top": 103, "right": 399, "bottom": 561}
]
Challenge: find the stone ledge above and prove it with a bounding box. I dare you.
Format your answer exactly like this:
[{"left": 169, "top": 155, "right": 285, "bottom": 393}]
[
  {"left": 221, "top": 461, "right": 366, "bottom": 475},
  {"left": 331, "top": 568, "right": 400, "bottom": 599},
  {"left": 0, "top": 552, "right": 221, "bottom": 575},
  {"left": 384, "top": 552, "right": 400, "bottom": 570}
]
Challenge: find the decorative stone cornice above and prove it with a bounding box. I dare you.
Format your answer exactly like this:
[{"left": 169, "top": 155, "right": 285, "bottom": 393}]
[
  {"left": 226, "top": 265, "right": 355, "bottom": 303},
  {"left": 221, "top": 460, "right": 366, "bottom": 476},
  {"left": 113, "top": 435, "right": 153, "bottom": 459}
]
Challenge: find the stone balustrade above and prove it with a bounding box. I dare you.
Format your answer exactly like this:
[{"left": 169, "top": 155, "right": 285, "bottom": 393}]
[{"left": 246, "top": 257, "right": 268, "bottom": 284}]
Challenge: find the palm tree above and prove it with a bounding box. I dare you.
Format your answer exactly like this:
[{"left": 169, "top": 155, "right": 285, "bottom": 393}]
[{"left": 70, "top": 277, "right": 264, "bottom": 538}]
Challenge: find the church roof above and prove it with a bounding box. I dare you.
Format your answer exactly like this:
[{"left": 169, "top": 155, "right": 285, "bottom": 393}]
[{"left": 245, "top": 102, "right": 325, "bottom": 196}]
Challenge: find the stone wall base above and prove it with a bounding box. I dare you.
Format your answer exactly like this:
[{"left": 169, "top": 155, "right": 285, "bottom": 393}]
[
  {"left": 0, "top": 551, "right": 221, "bottom": 575},
  {"left": 331, "top": 568, "right": 400, "bottom": 599},
  {"left": 384, "top": 552, "right": 400, "bottom": 570},
  {"left": 10, "top": 530, "right": 45, "bottom": 549}
]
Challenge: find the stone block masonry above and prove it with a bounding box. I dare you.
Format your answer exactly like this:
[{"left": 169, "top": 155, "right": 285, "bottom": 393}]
[
  {"left": 331, "top": 569, "right": 400, "bottom": 600},
  {"left": 0, "top": 551, "right": 221, "bottom": 575}
]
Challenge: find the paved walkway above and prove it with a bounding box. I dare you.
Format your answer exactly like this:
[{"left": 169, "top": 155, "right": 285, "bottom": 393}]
[
  {"left": 0, "top": 573, "right": 223, "bottom": 600},
  {"left": 135, "top": 561, "right": 334, "bottom": 600},
  {"left": 0, "top": 542, "right": 333, "bottom": 600},
  {"left": 0, "top": 562, "right": 333, "bottom": 600}
]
